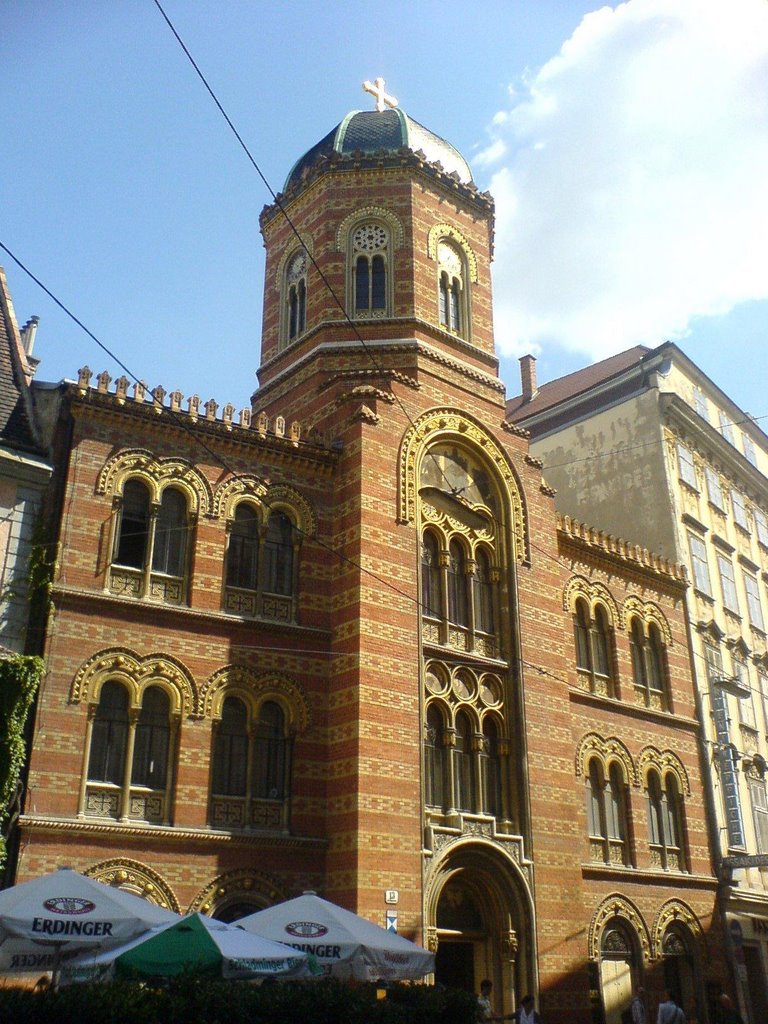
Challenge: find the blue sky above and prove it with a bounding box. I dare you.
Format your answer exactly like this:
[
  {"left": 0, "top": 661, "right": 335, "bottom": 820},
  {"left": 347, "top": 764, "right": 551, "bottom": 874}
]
[{"left": 2, "top": 0, "right": 767, "bottom": 424}]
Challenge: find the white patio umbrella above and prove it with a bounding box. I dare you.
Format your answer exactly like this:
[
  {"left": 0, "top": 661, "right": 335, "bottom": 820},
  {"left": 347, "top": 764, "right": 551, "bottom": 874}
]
[
  {"left": 62, "top": 912, "right": 310, "bottom": 983},
  {"left": 237, "top": 892, "right": 435, "bottom": 981},
  {"left": 0, "top": 867, "right": 179, "bottom": 979}
]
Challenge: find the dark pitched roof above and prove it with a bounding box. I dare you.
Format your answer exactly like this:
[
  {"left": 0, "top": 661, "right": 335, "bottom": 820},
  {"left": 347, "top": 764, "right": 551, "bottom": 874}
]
[
  {"left": 0, "top": 267, "right": 43, "bottom": 453},
  {"left": 506, "top": 345, "right": 652, "bottom": 422}
]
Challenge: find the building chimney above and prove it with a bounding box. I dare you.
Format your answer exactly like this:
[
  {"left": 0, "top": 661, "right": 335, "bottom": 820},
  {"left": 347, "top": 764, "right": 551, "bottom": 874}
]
[
  {"left": 519, "top": 354, "right": 537, "bottom": 403},
  {"left": 20, "top": 316, "right": 39, "bottom": 357}
]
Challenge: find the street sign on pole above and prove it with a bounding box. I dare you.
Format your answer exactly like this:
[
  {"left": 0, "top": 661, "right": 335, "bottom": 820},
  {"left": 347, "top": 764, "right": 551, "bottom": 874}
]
[{"left": 723, "top": 854, "right": 768, "bottom": 869}]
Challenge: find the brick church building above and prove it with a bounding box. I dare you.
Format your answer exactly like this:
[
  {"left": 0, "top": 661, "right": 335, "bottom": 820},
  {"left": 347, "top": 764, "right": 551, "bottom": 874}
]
[{"left": 14, "top": 85, "right": 725, "bottom": 1021}]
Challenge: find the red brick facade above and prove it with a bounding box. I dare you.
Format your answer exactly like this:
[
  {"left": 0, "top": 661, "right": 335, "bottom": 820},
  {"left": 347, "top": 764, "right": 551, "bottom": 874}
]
[{"left": 16, "top": 115, "right": 722, "bottom": 1022}]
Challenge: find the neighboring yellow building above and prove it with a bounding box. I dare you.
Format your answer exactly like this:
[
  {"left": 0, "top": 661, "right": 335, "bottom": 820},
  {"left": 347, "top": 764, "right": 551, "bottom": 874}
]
[{"left": 508, "top": 343, "right": 768, "bottom": 1023}]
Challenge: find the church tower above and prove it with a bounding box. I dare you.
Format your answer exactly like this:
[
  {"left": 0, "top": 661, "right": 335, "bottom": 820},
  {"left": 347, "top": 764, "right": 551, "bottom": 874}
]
[{"left": 251, "top": 82, "right": 570, "bottom": 1006}]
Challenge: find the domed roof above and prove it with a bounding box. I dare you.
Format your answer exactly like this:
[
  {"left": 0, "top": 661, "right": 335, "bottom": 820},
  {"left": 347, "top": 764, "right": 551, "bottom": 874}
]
[{"left": 284, "top": 108, "right": 474, "bottom": 190}]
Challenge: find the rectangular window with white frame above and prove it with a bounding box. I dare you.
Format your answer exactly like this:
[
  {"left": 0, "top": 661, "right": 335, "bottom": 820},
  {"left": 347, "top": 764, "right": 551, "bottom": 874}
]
[
  {"left": 749, "top": 780, "right": 768, "bottom": 854},
  {"left": 755, "top": 508, "right": 768, "bottom": 549},
  {"left": 719, "top": 409, "right": 735, "bottom": 445},
  {"left": 717, "top": 554, "right": 739, "bottom": 614},
  {"left": 743, "top": 433, "right": 758, "bottom": 467},
  {"left": 692, "top": 385, "right": 709, "bottom": 422},
  {"left": 760, "top": 671, "right": 768, "bottom": 735},
  {"left": 732, "top": 489, "right": 749, "bottom": 531},
  {"left": 705, "top": 468, "right": 724, "bottom": 511},
  {"left": 677, "top": 444, "right": 697, "bottom": 489},
  {"left": 688, "top": 533, "right": 712, "bottom": 596},
  {"left": 744, "top": 571, "right": 765, "bottom": 631},
  {"left": 735, "top": 660, "right": 756, "bottom": 730}
]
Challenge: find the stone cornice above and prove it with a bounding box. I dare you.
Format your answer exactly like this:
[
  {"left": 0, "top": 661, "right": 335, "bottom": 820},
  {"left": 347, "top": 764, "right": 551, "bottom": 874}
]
[
  {"left": 261, "top": 148, "right": 494, "bottom": 230},
  {"left": 558, "top": 514, "right": 688, "bottom": 588},
  {"left": 255, "top": 333, "right": 504, "bottom": 409},
  {"left": 568, "top": 684, "right": 699, "bottom": 733},
  {"left": 68, "top": 374, "right": 338, "bottom": 473},
  {"left": 580, "top": 862, "right": 717, "bottom": 887},
  {"left": 19, "top": 815, "right": 327, "bottom": 850},
  {"left": 51, "top": 583, "right": 333, "bottom": 642}
]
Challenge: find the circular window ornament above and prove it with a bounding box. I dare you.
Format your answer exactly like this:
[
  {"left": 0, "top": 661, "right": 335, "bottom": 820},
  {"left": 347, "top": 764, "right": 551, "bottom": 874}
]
[
  {"left": 425, "top": 666, "right": 448, "bottom": 695},
  {"left": 353, "top": 224, "right": 387, "bottom": 252},
  {"left": 479, "top": 675, "right": 502, "bottom": 707},
  {"left": 437, "top": 241, "right": 462, "bottom": 277},
  {"left": 287, "top": 251, "right": 308, "bottom": 282},
  {"left": 452, "top": 672, "right": 475, "bottom": 701}
]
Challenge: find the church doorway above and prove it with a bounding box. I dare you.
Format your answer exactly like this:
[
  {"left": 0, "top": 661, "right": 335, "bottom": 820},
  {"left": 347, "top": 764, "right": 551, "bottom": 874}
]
[
  {"left": 599, "top": 921, "right": 640, "bottom": 1024},
  {"left": 435, "top": 939, "right": 475, "bottom": 992},
  {"left": 661, "top": 926, "right": 697, "bottom": 1020},
  {"left": 428, "top": 844, "right": 535, "bottom": 1015}
]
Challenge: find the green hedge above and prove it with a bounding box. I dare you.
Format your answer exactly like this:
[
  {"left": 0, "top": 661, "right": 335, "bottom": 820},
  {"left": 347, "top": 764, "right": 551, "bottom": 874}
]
[{"left": 0, "top": 978, "right": 478, "bottom": 1024}]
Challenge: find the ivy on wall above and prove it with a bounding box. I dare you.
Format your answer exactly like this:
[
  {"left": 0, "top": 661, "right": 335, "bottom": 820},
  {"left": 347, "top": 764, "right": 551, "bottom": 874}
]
[{"left": 0, "top": 654, "right": 44, "bottom": 869}]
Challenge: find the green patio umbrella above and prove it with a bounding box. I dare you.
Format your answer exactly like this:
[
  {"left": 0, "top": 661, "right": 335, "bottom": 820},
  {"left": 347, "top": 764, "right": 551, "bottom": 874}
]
[{"left": 64, "top": 912, "right": 309, "bottom": 982}]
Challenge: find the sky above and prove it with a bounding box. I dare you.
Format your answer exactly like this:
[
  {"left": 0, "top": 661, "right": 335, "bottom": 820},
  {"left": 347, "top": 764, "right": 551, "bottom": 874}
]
[{"left": 2, "top": 0, "right": 767, "bottom": 425}]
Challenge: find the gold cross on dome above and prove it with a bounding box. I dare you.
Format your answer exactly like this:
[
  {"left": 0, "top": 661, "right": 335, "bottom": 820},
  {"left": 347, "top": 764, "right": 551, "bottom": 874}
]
[{"left": 363, "top": 77, "right": 398, "bottom": 112}]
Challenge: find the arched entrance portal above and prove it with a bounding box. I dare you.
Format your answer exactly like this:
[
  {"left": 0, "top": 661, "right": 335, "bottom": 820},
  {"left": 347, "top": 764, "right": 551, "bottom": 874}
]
[
  {"left": 600, "top": 920, "right": 642, "bottom": 1024},
  {"left": 661, "top": 926, "right": 696, "bottom": 1018},
  {"left": 427, "top": 842, "right": 535, "bottom": 1014}
]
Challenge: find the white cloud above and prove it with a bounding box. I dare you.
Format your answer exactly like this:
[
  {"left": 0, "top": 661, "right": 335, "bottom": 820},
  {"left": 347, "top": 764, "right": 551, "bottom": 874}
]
[{"left": 480, "top": 0, "right": 768, "bottom": 361}]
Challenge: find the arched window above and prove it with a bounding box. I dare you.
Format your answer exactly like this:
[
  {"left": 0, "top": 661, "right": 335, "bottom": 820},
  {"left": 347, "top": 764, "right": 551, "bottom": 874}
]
[
  {"left": 263, "top": 511, "right": 294, "bottom": 596},
  {"left": 586, "top": 758, "right": 628, "bottom": 865},
  {"left": 212, "top": 696, "right": 248, "bottom": 798},
  {"left": 110, "top": 480, "right": 189, "bottom": 605},
  {"left": 437, "top": 239, "right": 467, "bottom": 338},
  {"left": 574, "top": 600, "right": 591, "bottom": 672},
  {"left": 226, "top": 504, "right": 259, "bottom": 591},
  {"left": 351, "top": 223, "right": 389, "bottom": 317},
  {"left": 283, "top": 250, "right": 308, "bottom": 347},
  {"left": 132, "top": 686, "right": 170, "bottom": 791},
  {"left": 84, "top": 681, "right": 174, "bottom": 825},
  {"left": 474, "top": 549, "right": 495, "bottom": 636},
  {"left": 152, "top": 488, "right": 187, "bottom": 577},
  {"left": 454, "top": 712, "right": 476, "bottom": 812},
  {"left": 424, "top": 703, "right": 446, "bottom": 809},
  {"left": 252, "top": 701, "right": 288, "bottom": 801},
  {"left": 647, "top": 770, "right": 685, "bottom": 871},
  {"left": 573, "top": 600, "right": 614, "bottom": 695},
  {"left": 421, "top": 532, "right": 441, "bottom": 619},
  {"left": 224, "top": 506, "right": 298, "bottom": 622},
  {"left": 114, "top": 479, "right": 150, "bottom": 570},
  {"left": 210, "top": 697, "right": 291, "bottom": 831},
  {"left": 592, "top": 605, "right": 611, "bottom": 680},
  {"left": 447, "top": 539, "right": 468, "bottom": 627},
  {"left": 88, "top": 681, "right": 129, "bottom": 788},
  {"left": 630, "top": 617, "right": 668, "bottom": 709},
  {"left": 481, "top": 717, "right": 502, "bottom": 818}
]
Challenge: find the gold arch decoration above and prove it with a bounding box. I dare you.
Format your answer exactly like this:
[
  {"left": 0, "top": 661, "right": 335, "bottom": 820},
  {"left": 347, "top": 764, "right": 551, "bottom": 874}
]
[
  {"left": 70, "top": 647, "right": 197, "bottom": 718},
  {"left": 264, "top": 483, "right": 317, "bottom": 537},
  {"left": 588, "top": 893, "right": 651, "bottom": 962},
  {"left": 651, "top": 899, "right": 704, "bottom": 961},
  {"left": 200, "top": 665, "right": 312, "bottom": 731},
  {"left": 212, "top": 475, "right": 269, "bottom": 519},
  {"left": 188, "top": 869, "right": 289, "bottom": 917},
  {"left": 96, "top": 448, "right": 212, "bottom": 515},
  {"left": 398, "top": 408, "right": 527, "bottom": 562},
  {"left": 426, "top": 223, "right": 479, "bottom": 283},
  {"left": 335, "top": 205, "right": 405, "bottom": 250},
  {"left": 637, "top": 746, "right": 691, "bottom": 796},
  {"left": 575, "top": 733, "right": 638, "bottom": 787},
  {"left": 563, "top": 576, "right": 621, "bottom": 626},
  {"left": 622, "top": 596, "right": 673, "bottom": 645},
  {"left": 84, "top": 857, "right": 180, "bottom": 912},
  {"left": 274, "top": 234, "right": 314, "bottom": 291}
]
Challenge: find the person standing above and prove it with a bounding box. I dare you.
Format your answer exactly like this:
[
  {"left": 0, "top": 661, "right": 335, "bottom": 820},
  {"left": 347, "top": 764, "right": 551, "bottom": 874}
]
[
  {"left": 509, "top": 994, "right": 543, "bottom": 1024},
  {"left": 714, "top": 993, "right": 743, "bottom": 1024},
  {"left": 657, "top": 990, "right": 685, "bottom": 1024},
  {"left": 477, "top": 979, "right": 502, "bottom": 1023},
  {"left": 631, "top": 987, "right": 647, "bottom": 1024}
]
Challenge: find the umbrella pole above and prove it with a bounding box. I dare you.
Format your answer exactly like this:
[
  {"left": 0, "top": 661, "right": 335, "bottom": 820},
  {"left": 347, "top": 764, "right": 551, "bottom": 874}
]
[{"left": 51, "top": 942, "right": 63, "bottom": 991}]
